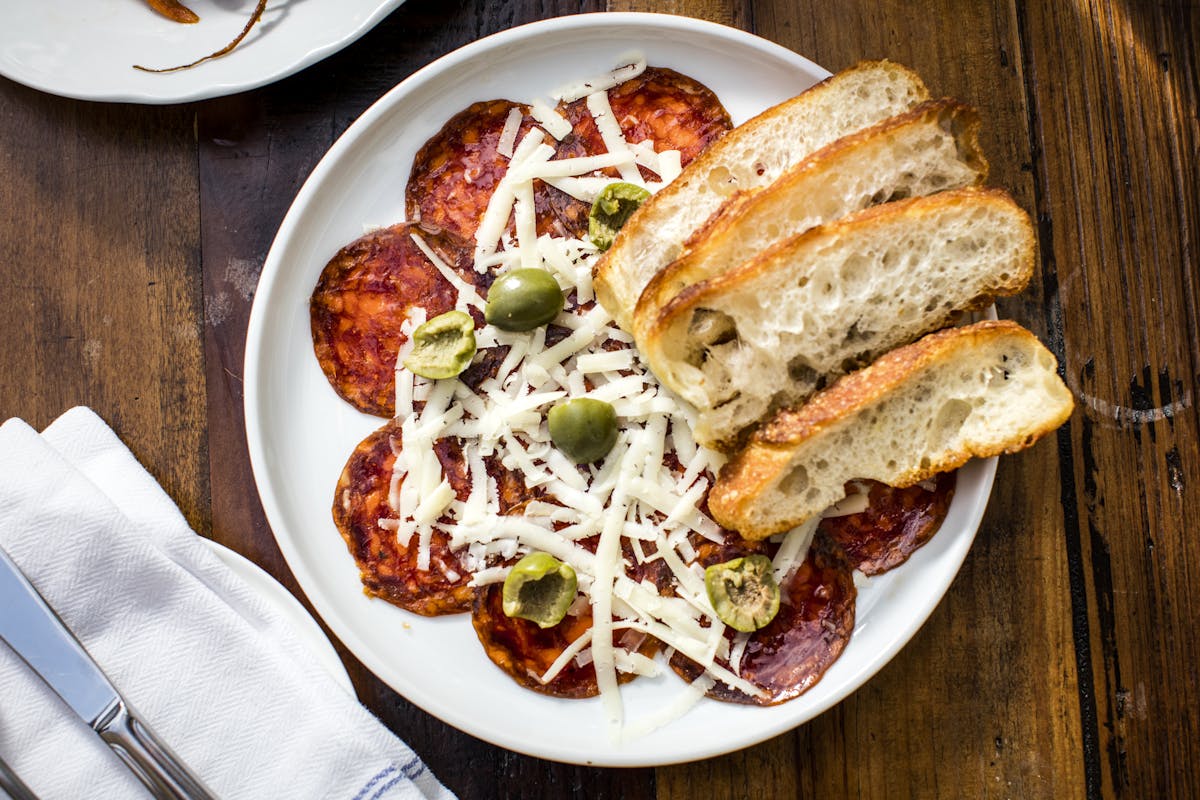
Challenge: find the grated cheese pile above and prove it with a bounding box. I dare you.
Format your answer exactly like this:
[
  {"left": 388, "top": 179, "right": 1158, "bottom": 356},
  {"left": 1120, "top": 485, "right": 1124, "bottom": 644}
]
[{"left": 384, "top": 57, "right": 827, "bottom": 739}]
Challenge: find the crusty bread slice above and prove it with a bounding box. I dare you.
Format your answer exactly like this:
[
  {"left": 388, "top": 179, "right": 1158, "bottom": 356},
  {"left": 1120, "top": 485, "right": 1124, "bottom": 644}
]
[
  {"left": 639, "top": 188, "right": 1036, "bottom": 450},
  {"left": 632, "top": 99, "right": 989, "bottom": 346},
  {"left": 592, "top": 61, "right": 930, "bottom": 333},
  {"left": 707, "top": 320, "right": 1074, "bottom": 539}
]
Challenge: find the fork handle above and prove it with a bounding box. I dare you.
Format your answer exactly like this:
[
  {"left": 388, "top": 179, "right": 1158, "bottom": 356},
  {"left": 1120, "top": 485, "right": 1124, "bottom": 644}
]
[{"left": 97, "top": 701, "right": 218, "bottom": 800}]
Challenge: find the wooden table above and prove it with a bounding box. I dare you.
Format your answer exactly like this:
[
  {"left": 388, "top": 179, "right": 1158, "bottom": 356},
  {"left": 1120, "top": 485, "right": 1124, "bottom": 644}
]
[{"left": 2, "top": 1, "right": 1196, "bottom": 797}]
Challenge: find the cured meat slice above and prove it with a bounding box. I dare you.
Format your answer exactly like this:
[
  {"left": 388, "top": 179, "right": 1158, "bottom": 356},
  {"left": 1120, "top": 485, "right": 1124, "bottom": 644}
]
[
  {"left": 405, "top": 99, "right": 567, "bottom": 242},
  {"left": 545, "top": 67, "right": 731, "bottom": 237},
  {"left": 472, "top": 582, "right": 657, "bottom": 699},
  {"left": 470, "top": 528, "right": 670, "bottom": 697},
  {"left": 553, "top": 67, "right": 732, "bottom": 177},
  {"left": 670, "top": 534, "right": 856, "bottom": 705},
  {"left": 333, "top": 420, "right": 474, "bottom": 615},
  {"left": 472, "top": 584, "right": 600, "bottom": 698},
  {"left": 335, "top": 420, "right": 536, "bottom": 615},
  {"left": 821, "top": 473, "right": 956, "bottom": 575},
  {"left": 310, "top": 223, "right": 477, "bottom": 417}
]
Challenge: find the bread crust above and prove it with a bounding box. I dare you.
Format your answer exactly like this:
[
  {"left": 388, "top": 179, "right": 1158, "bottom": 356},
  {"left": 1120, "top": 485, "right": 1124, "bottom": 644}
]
[
  {"left": 593, "top": 60, "right": 930, "bottom": 332},
  {"left": 632, "top": 98, "right": 988, "bottom": 348},
  {"left": 637, "top": 188, "right": 1036, "bottom": 449},
  {"left": 709, "top": 320, "right": 1075, "bottom": 538},
  {"left": 653, "top": 188, "right": 1032, "bottom": 345}
]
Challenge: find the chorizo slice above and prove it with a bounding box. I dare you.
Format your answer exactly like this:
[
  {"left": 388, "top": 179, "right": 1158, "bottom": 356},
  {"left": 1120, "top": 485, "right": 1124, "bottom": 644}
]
[
  {"left": 333, "top": 420, "right": 475, "bottom": 615},
  {"left": 553, "top": 67, "right": 732, "bottom": 176},
  {"left": 472, "top": 584, "right": 600, "bottom": 699},
  {"left": 472, "top": 582, "right": 657, "bottom": 699},
  {"left": 545, "top": 67, "right": 731, "bottom": 237},
  {"left": 405, "top": 100, "right": 567, "bottom": 243},
  {"left": 309, "top": 223, "right": 476, "bottom": 417},
  {"left": 821, "top": 473, "right": 956, "bottom": 575},
  {"left": 670, "top": 534, "right": 856, "bottom": 705}
]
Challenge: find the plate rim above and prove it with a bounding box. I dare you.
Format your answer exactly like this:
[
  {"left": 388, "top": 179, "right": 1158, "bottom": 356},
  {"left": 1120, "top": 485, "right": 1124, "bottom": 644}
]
[
  {"left": 0, "top": 0, "right": 407, "bottom": 104},
  {"left": 244, "top": 10, "right": 997, "bottom": 766},
  {"left": 201, "top": 538, "right": 355, "bottom": 693}
]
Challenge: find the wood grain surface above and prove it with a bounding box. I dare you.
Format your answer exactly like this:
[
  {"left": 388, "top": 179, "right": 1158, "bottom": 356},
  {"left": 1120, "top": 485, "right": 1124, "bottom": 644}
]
[{"left": 0, "top": 0, "right": 1196, "bottom": 797}]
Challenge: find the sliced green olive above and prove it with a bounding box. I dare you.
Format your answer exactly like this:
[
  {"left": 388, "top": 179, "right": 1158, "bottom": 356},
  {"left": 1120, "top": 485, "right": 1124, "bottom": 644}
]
[
  {"left": 589, "top": 181, "right": 651, "bottom": 250},
  {"left": 547, "top": 397, "right": 618, "bottom": 464},
  {"left": 704, "top": 554, "right": 781, "bottom": 633},
  {"left": 484, "top": 268, "right": 564, "bottom": 331},
  {"left": 402, "top": 310, "right": 476, "bottom": 379},
  {"left": 502, "top": 552, "right": 578, "bottom": 628}
]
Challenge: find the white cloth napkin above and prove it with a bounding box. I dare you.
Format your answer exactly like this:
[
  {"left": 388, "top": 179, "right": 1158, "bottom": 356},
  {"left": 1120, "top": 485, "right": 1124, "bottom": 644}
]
[{"left": 0, "top": 408, "right": 456, "bottom": 800}]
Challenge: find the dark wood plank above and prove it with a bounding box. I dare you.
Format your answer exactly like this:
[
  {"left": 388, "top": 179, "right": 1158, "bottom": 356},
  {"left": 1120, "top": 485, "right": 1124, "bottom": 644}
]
[
  {"left": 197, "top": 1, "right": 655, "bottom": 797},
  {"left": 1017, "top": 2, "right": 1200, "bottom": 796},
  {"left": 656, "top": 733, "right": 796, "bottom": 800},
  {"left": 745, "top": 1, "right": 1088, "bottom": 797},
  {"left": 0, "top": 80, "right": 208, "bottom": 532},
  {"left": 608, "top": 0, "right": 748, "bottom": 28}
]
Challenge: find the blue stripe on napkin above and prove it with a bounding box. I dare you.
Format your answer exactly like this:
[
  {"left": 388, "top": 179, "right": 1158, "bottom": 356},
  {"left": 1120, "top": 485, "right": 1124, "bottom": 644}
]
[
  {"left": 352, "top": 756, "right": 431, "bottom": 800},
  {"left": 352, "top": 765, "right": 396, "bottom": 800}
]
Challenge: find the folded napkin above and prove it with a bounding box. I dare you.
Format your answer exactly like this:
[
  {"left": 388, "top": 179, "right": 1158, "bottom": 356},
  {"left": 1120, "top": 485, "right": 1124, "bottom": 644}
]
[{"left": 0, "top": 408, "right": 455, "bottom": 800}]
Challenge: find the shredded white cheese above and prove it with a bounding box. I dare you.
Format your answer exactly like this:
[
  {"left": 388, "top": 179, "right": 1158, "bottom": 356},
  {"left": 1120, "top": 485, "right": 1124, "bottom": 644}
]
[
  {"left": 586, "top": 90, "right": 642, "bottom": 184},
  {"left": 380, "top": 69, "right": 784, "bottom": 741},
  {"left": 529, "top": 100, "right": 573, "bottom": 140},
  {"left": 409, "top": 233, "right": 485, "bottom": 311},
  {"left": 772, "top": 517, "right": 819, "bottom": 586},
  {"left": 496, "top": 107, "right": 523, "bottom": 158},
  {"left": 823, "top": 491, "right": 870, "bottom": 518},
  {"left": 553, "top": 53, "right": 648, "bottom": 103},
  {"left": 618, "top": 673, "right": 715, "bottom": 743}
]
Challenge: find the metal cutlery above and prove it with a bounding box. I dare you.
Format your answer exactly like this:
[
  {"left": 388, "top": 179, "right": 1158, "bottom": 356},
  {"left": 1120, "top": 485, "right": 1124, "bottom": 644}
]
[
  {"left": 0, "top": 544, "right": 217, "bottom": 800},
  {"left": 0, "top": 753, "right": 39, "bottom": 800}
]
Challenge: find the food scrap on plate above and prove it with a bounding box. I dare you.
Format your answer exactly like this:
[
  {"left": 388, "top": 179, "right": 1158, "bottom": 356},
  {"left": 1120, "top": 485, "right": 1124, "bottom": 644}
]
[
  {"left": 145, "top": 0, "right": 200, "bottom": 24},
  {"left": 134, "top": 0, "right": 268, "bottom": 73}
]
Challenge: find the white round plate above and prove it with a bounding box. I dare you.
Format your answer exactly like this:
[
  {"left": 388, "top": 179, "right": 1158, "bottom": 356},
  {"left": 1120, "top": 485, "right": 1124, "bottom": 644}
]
[
  {"left": 244, "top": 12, "right": 997, "bottom": 766},
  {"left": 0, "top": 0, "right": 405, "bottom": 104},
  {"left": 203, "top": 539, "right": 354, "bottom": 692}
]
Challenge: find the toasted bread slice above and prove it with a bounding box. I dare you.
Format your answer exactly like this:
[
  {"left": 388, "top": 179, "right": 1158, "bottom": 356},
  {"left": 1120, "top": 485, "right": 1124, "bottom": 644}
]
[
  {"left": 639, "top": 188, "right": 1036, "bottom": 450},
  {"left": 632, "top": 99, "right": 989, "bottom": 346},
  {"left": 592, "top": 61, "right": 930, "bottom": 333},
  {"left": 708, "top": 320, "right": 1074, "bottom": 539}
]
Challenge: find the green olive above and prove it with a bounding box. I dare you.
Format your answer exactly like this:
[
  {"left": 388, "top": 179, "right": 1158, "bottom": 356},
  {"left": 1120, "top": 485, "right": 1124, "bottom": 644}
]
[
  {"left": 502, "top": 552, "right": 578, "bottom": 628},
  {"left": 704, "top": 554, "right": 781, "bottom": 633},
  {"left": 484, "top": 268, "right": 564, "bottom": 331},
  {"left": 402, "top": 310, "right": 476, "bottom": 379},
  {"left": 547, "top": 397, "right": 618, "bottom": 464},
  {"left": 589, "top": 181, "right": 651, "bottom": 250}
]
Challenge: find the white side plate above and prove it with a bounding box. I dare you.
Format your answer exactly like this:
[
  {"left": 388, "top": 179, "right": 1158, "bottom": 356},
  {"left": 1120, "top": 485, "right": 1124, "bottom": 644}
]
[
  {"left": 0, "top": 0, "right": 404, "bottom": 104},
  {"left": 244, "top": 12, "right": 997, "bottom": 766}
]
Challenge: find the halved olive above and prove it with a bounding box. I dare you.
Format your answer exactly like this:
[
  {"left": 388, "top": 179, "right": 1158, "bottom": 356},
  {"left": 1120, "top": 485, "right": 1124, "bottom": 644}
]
[
  {"left": 402, "top": 310, "right": 476, "bottom": 379},
  {"left": 502, "top": 552, "right": 578, "bottom": 628},
  {"left": 547, "top": 397, "right": 618, "bottom": 464},
  {"left": 704, "top": 554, "right": 781, "bottom": 633},
  {"left": 484, "top": 268, "right": 564, "bottom": 331},
  {"left": 589, "top": 182, "right": 651, "bottom": 250}
]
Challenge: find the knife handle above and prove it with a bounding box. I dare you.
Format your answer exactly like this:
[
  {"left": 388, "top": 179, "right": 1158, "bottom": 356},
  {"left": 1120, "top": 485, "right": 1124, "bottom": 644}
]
[
  {"left": 97, "top": 700, "right": 218, "bottom": 800},
  {"left": 0, "top": 754, "right": 40, "bottom": 800}
]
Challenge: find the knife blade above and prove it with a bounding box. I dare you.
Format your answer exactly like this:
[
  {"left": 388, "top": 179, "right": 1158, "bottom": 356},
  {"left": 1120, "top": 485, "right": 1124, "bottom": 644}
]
[{"left": 0, "top": 544, "right": 217, "bottom": 800}]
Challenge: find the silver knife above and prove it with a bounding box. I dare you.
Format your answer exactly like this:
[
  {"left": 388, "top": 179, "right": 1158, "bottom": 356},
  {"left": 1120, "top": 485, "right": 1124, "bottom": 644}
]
[
  {"left": 0, "top": 752, "right": 40, "bottom": 800},
  {"left": 0, "top": 544, "right": 217, "bottom": 800}
]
